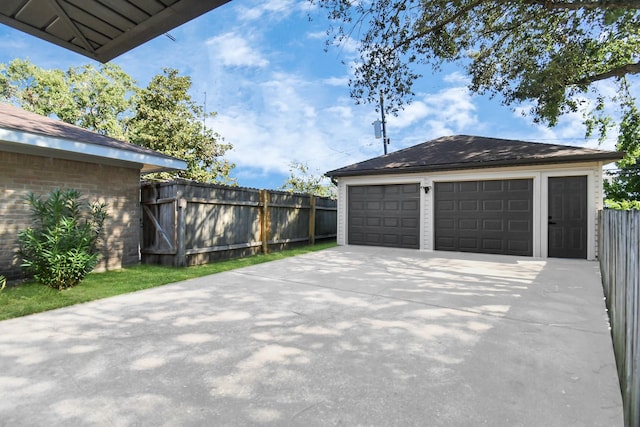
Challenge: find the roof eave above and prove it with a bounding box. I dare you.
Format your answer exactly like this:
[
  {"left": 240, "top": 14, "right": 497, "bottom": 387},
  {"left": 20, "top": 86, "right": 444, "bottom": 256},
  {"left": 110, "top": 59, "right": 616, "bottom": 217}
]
[
  {"left": 326, "top": 154, "right": 624, "bottom": 178},
  {"left": 95, "top": 0, "right": 231, "bottom": 63},
  {"left": 0, "top": 128, "right": 187, "bottom": 172},
  {"left": 0, "top": 0, "right": 231, "bottom": 63}
]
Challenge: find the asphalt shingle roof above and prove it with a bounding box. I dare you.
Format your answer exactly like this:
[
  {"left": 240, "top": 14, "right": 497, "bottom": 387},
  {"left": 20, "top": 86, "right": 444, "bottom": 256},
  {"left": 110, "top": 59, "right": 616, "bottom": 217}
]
[
  {"left": 326, "top": 135, "right": 623, "bottom": 177},
  {"left": 0, "top": 102, "right": 180, "bottom": 161}
]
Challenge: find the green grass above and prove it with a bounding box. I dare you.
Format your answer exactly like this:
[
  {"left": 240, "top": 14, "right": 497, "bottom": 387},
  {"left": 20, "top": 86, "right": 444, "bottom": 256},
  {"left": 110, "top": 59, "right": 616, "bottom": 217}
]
[{"left": 0, "top": 241, "right": 336, "bottom": 321}]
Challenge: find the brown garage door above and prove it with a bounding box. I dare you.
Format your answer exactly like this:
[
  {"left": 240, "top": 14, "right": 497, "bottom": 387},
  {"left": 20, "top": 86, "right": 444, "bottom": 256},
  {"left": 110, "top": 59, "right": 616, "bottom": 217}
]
[
  {"left": 348, "top": 184, "right": 420, "bottom": 249},
  {"left": 434, "top": 179, "right": 533, "bottom": 256}
]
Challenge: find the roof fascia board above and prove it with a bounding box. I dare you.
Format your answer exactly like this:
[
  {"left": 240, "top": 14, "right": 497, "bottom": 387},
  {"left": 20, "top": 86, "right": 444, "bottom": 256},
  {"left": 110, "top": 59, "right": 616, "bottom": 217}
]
[
  {"left": 96, "top": 0, "right": 231, "bottom": 62},
  {"left": 0, "top": 127, "right": 187, "bottom": 172},
  {"left": 327, "top": 154, "right": 622, "bottom": 178}
]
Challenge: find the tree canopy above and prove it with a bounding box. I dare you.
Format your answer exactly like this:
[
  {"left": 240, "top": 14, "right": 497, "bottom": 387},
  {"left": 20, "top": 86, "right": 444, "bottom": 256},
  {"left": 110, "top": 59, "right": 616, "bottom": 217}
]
[
  {"left": 280, "top": 161, "right": 337, "bottom": 198},
  {"left": 0, "top": 59, "right": 234, "bottom": 183},
  {"left": 128, "top": 68, "right": 235, "bottom": 183},
  {"left": 314, "top": 0, "right": 638, "bottom": 122},
  {"left": 313, "top": 0, "right": 640, "bottom": 200}
]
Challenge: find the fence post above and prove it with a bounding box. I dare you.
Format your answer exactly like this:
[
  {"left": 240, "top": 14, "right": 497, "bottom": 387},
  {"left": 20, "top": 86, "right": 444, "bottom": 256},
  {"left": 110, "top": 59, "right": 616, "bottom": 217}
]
[
  {"left": 175, "top": 187, "right": 187, "bottom": 267},
  {"left": 309, "top": 195, "right": 316, "bottom": 245},
  {"left": 260, "top": 190, "right": 270, "bottom": 254}
]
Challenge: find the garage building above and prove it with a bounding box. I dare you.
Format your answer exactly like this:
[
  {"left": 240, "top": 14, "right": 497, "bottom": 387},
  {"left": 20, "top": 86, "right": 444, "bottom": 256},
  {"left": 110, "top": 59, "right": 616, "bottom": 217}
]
[{"left": 326, "top": 135, "right": 622, "bottom": 259}]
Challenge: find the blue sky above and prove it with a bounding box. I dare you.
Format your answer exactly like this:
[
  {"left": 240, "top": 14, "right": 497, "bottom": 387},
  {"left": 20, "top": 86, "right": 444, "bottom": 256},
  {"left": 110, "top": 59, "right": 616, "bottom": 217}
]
[{"left": 0, "top": 0, "right": 620, "bottom": 190}]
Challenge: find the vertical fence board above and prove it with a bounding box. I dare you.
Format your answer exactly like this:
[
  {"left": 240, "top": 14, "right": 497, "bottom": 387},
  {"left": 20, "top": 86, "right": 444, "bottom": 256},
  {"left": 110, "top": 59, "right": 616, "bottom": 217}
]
[
  {"left": 599, "top": 209, "right": 640, "bottom": 427},
  {"left": 309, "top": 196, "right": 316, "bottom": 245}
]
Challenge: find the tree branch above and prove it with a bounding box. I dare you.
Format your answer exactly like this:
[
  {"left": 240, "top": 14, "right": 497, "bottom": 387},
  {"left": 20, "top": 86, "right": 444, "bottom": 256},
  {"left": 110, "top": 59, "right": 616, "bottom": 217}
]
[
  {"left": 523, "top": 0, "right": 639, "bottom": 11},
  {"left": 393, "top": 0, "right": 486, "bottom": 51},
  {"left": 575, "top": 61, "right": 640, "bottom": 84}
]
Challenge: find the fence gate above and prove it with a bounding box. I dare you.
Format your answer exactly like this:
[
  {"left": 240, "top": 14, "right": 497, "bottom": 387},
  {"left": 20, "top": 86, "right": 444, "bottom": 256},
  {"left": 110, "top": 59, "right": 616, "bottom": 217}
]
[{"left": 141, "top": 189, "right": 177, "bottom": 255}]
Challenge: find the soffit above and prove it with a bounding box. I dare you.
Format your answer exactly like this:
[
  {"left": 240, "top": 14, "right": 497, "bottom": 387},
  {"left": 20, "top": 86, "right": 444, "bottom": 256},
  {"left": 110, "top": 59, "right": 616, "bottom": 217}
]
[{"left": 0, "top": 0, "right": 230, "bottom": 62}]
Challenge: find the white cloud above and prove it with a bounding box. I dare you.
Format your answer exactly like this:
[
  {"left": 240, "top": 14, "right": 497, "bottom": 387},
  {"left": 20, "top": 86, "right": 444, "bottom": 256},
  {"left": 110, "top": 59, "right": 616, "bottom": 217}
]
[
  {"left": 307, "top": 31, "right": 326, "bottom": 40},
  {"left": 387, "top": 86, "right": 479, "bottom": 137},
  {"left": 206, "top": 33, "right": 269, "bottom": 68},
  {"left": 236, "top": 0, "right": 307, "bottom": 22},
  {"left": 322, "top": 76, "right": 349, "bottom": 86},
  {"left": 510, "top": 92, "right": 619, "bottom": 151},
  {"left": 443, "top": 71, "right": 471, "bottom": 85},
  {"left": 210, "top": 71, "right": 375, "bottom": 178}
]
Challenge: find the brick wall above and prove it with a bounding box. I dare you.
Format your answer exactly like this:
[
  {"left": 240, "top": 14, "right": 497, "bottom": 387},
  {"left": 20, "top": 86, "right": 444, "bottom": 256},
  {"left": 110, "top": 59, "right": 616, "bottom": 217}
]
[{"left": 0, "top": 151, "right": 141, "bottom": 280}]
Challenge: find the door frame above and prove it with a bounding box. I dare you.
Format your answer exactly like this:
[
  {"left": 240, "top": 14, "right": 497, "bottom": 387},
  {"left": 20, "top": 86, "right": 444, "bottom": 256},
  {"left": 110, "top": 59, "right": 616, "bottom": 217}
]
[
  {"left": 340, "top": 175, "right": 424, "bottom": 249},
  {"left": 433, "top": 178, "right": 534, "bottom": 256},
  {"left": 541, "top": 171, "right": 595, "bottom": 260},
  {"left": 547, "top": 175, "right": 588, "bottom": 258},
  {"left": 347, "top": 183, "right": 421, "bottom": 249}
]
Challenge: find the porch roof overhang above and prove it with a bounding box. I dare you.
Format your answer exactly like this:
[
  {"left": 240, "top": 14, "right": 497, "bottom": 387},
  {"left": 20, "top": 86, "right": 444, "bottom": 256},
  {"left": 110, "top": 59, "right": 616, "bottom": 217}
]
[{"left": 0, "top": 0, "right": 230, "bottom": 63}]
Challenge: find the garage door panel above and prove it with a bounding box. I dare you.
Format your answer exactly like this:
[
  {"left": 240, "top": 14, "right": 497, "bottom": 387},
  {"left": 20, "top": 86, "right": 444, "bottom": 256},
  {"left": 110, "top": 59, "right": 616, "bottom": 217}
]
[
  {"left": 483, "top": 219, "right": 503, "bottom": 231},
  {"left": 508, "top": 220, "right": 530, "bottom": 232},
  {"left": 483, "top": 200, "right": 503, "bottom": 211},
  {"left": 351, "top": 201, "right": 365, "bottom": 210},
  {"left": 402, "top": 236, "right": 418, "bottom": 246},
  {"left": 482, "top": 239, "right": 503, "bottom": 251},
  {"left": 438, "top": 200, "right": 455, "bottom": 211},
  {"left": 508, "top": 240, "right": 530, "bottom": 253},
  {"left": 508, "top": 199, "right": 530, "bottom": 211},
  {"left": 437, "top": 218, "right": 455, "bottom": 230},
  {"left": 459, "top": 219, "right": 478, "bottom": 230},
  {"left": 348, "top": 184, "right": 420, "bottom": 249},
  {"left": 365, "top": 233, "right": 381, "bottom": 243},
  {"left": 351, "top": 217, "right": 364, "bottom": 226},
  {"left": 435, "top": 179, "right": 533, "bottom": 256},
  {"left": 350, "top": 186, "right": 366, "bottom": 195},
  {"left": 402, "top": 218, "right": 418, "bottom": 228},
  {"left": 459, "top": 200, "right": 478, "bottom": 211},
  {"left": 384, "top": 217, "right": 398, "bottom": 227},
  {"left": 459, "top": 238, "right": 480, "bottom": 251},
  {"left": 366, "top": 217, "right": 381, "bottom": 226},
  {"left": 438, "top": 182, "right": 455, "bottom": 192},
  {"left": 384, "top": 201, "right": 398, "bottom": 210},
  {"left": 383, "top": 234, "right": 399, "bottom": 245},
  {"left": 459, "top": 181, "right": 479, "bottom": 192},
  {"left": 403, "top": 200, "right": 418, "bottom": 210},
  {"left": 509, "top": 180, "right": 531, "bottom": 191},
  {"left": 483, "top": 181, "right": 503, "bottom": 191}
]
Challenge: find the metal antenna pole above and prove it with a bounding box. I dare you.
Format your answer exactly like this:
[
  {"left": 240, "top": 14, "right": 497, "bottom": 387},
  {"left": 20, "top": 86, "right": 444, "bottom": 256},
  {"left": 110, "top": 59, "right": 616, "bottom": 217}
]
[
  {"left": 380, "top": 92, "right": 389, "bottom": 155},
  {"left": 203, "top": 91, "right": 207, "bottom": 138}
]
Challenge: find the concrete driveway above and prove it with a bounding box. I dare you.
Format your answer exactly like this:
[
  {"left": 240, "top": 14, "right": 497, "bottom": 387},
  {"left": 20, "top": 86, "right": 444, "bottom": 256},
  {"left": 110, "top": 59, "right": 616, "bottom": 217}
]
[{"left": 0, "top": 246, "right": 622, "bottom": 426}]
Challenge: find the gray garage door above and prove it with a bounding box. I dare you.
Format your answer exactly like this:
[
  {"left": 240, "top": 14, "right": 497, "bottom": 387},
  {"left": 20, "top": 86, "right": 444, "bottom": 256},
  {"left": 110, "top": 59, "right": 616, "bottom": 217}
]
[
  {"left": 434, "top": 179, "right": 533, "bottom": 256},
  {"left": 348, "top": 184, "right": 420, "bottom": 249}
]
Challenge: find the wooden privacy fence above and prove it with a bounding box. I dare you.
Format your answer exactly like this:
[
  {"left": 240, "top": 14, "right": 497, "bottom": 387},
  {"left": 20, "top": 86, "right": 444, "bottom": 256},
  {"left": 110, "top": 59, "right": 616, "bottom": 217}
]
[
  {"left": 599, "top": 209, "right": 640, "bottom": 427},
  {"left": 140, "top": 180, "right": 337, "bottom": 267}
]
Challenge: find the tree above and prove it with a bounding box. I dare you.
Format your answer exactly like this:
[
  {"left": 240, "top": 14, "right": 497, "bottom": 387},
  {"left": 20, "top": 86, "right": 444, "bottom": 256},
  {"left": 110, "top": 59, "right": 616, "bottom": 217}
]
[
  {"left": 128, "top": 68, "right": 235, "bottom": 183},
  {"left": 0, "top": 60, "right": 235, "bottom": 183},
  {"left": 313, "top": 0, "right": 639, "bottom": 200},
  {"left": 0, "top": 59, "right": 135, "bottom": 138},
  {"left": 604, "top": 93, "right": 640, "bottom": 202},
  {"left": 66, "top": 63, "right": 136, "bottom": 140},
  {"left": 280, "top": 161, "right": 336, "bottom": 198}
]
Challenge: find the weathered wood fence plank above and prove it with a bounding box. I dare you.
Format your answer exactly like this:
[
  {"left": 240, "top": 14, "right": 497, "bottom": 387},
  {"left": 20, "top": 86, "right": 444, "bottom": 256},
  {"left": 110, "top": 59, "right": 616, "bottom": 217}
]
[
  {"left": 599, "top": 209, "right": 640, "bottom": 427},
  {"left": 141, "top": 181, "right": 337, "bottom": 267}
]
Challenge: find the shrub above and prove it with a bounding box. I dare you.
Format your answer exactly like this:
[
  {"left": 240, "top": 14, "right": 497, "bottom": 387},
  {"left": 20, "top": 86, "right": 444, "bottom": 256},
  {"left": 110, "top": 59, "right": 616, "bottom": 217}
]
[
  {"left": 18, "top": 189, "right": 108, "bottom": 290},
  {"left": 604, "top": 199, "right": 640, "bottom": 210}
]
